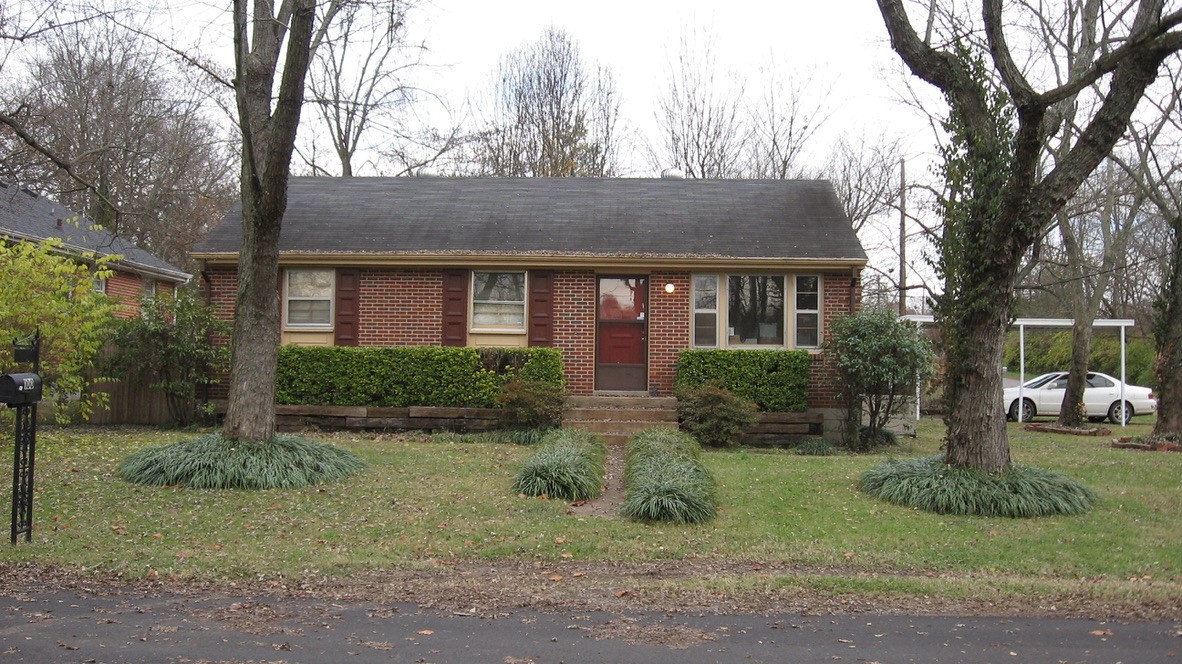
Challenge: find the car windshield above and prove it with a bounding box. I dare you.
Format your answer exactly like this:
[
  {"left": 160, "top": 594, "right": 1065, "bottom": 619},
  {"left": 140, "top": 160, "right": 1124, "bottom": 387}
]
[{"left": 1022, "top": 374, "right": 1061, "bottom": 389}]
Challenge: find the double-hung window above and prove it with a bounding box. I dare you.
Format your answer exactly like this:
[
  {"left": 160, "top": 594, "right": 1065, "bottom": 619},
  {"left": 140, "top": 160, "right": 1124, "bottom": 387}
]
[
  {"left": 472, "top": 271, "right": 526, "bottom": 330},
  {"left": 692, "top": 274, "right": 719, "bottom": 347},
  {"left": 285, "top": 268, "right": 334, "bottom": 328},
  {"left": 727, "top": 274, "right": 785, "bottom": 346},
  {"left": 794, "top": 275, "right": 820, "bottom": 347}
]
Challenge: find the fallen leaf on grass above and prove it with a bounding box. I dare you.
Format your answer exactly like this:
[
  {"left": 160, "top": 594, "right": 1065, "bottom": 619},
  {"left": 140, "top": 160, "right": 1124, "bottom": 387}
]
[{"left": 549, "top": 574, "right": 564, "bottom": 582}]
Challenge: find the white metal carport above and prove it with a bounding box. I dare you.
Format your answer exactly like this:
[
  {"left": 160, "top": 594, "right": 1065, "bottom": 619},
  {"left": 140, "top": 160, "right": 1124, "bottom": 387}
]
[{"left": 901, "top": 316, "right": 1137, "bottom": 427}]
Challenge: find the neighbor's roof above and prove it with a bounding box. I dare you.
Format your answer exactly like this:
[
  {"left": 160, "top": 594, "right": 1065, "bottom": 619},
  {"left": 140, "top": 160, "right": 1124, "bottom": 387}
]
[
  {"left": 194, "top": 177, "right": 867, "bottom": 268},
  {"left": 0, "top": 182, "right": 190, "bottom": 283}
]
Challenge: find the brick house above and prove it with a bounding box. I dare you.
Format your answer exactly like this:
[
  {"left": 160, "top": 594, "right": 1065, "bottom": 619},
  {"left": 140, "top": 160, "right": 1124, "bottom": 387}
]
[
  {"left": 0, "top": 181, "right": 190, "bottom": 314},
  {"left": 193, "top": 176, "right": 866, "bottom": 427}
]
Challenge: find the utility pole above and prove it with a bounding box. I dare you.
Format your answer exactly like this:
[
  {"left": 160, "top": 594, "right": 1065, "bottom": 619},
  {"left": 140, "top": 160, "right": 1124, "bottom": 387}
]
[{"left": 898, "top": 158, "right": 907, "bottom": 315}]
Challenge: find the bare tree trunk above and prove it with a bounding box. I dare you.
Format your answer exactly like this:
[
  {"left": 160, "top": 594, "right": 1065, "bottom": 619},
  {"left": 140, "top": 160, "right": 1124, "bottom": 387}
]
[
  {"left": 1153, "top": 225, "right": 1182, "bottom": 435},
  {"left": 1059, "top": 316, "right": 1093, "bottom": 426},
  {"left": 941, "top": 275, "right": 1013, "bottom": 473},
  {"left": 1057, "top": 210, "right": 1092, "bottom": 427},
  {"left": 222, "top": 184, "right": 282, "bottom": 442},
  {"left": 222, "top": 0, "right": 320, "bottom": 443}
]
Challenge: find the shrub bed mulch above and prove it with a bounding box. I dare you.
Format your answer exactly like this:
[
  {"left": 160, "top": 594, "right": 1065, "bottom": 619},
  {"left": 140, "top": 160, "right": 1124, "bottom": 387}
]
[
  {"left": 1024, "top": 423, "right": 1111, "bottom": 436},
  {"left": 1112, "top": 433, "right": 1181, "bottom": 452}
]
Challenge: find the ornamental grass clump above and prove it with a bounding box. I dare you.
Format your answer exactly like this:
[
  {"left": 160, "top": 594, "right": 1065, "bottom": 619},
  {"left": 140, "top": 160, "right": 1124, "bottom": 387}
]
[
  {"left": 512, "top": 429, "right": 605, "bottom": 501},
  {"left": 859, "top": 455, "right": 1097, "bottom": 518},
  {"left": 621, "top": 428, "right": 717, "bottom": 524},
  {"left": 119, "top": 434, "right": 365, "bottom": 490}
]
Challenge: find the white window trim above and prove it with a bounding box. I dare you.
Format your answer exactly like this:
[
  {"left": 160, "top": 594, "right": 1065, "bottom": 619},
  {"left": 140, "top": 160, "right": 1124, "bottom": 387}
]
[
  {"left": 284, "top": 268, "right": 335, "bottom": 330},
  {"left": 792, "top": 274, "right": 822, "bottom": 349},
  {"left": 691, "top": 272, "right": 824, "bottom": 351},
  {"left": 469, "top": 270, "right": 528, "bottom": 334},
  {"left": 691, "top": 273, "right": 720, "bottom": 348}
]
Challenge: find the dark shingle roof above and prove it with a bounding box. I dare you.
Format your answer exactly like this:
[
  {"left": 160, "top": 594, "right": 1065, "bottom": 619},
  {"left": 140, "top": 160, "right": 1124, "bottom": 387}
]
[
  {"left": 0, "top": 182, "right": 190, "bottom": 282},
  {"left": 196, "top": 177, "right": 866, "bottom": 262}
]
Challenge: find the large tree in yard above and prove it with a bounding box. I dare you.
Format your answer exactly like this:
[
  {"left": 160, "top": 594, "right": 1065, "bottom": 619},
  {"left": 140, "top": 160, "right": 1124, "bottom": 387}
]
[
  {"left": 224, "top": 0, "right": 340, "bottom": 443},
  {"left": 876, "top": 0, "right": 1182, "bottom": 473}
]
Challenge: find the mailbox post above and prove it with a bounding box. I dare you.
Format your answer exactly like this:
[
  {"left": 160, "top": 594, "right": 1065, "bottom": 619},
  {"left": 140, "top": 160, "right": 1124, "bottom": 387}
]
[{"left": 6, "top": 333, "right": 41, "bottom": 544}]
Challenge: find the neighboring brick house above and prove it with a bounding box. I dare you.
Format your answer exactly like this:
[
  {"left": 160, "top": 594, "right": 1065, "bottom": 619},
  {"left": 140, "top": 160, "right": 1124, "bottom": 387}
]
[
  {"left": 193, "top": 176, "right": 866, "bottom": 424},
  {"left": 0, "top": 181, "right": 190, "bottom": 314}
]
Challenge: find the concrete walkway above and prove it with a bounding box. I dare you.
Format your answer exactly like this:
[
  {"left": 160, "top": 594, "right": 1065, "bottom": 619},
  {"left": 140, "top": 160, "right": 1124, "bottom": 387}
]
[{"left": 3, "top": 586, "right": 1177, "bottom": 663}]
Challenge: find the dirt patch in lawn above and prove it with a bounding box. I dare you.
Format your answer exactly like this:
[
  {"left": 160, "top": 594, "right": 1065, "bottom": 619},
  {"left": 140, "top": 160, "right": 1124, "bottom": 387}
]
[
  {"left": 567, "top": 442, "right": 626, "bottom": 518},
  {"left": 5, "top": 559, "right": 1179, "bottom": 624}
]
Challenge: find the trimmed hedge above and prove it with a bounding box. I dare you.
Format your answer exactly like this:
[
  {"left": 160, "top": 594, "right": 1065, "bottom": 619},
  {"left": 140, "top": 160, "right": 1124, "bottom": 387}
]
[
  {"left": 621, "top": 428, "right": 717, "bottom": 524},
  {"left": 275, "top": 345, "right": 563, "bottom": 408},
  {"left": 513, "top": 429, "right": 606, "bottom": 501},
  {"left": 676, "top": 349, "right": 810, "bottom": 411}
]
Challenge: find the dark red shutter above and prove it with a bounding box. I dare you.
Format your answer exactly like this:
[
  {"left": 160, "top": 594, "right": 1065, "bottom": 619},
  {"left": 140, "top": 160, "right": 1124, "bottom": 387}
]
[
  {"left": 334, "top": 268, "right": 361, "bottom": 346},
  {"left": 528, "top": 270, "right": 554, "bottom": 346},
  {"left": 442, "top": 269, "right": 468, "bottom": 346}
]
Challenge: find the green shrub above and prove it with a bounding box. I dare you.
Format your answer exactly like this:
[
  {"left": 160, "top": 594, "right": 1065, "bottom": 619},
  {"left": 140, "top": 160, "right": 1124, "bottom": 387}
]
[
  {"left": 512, "top": 429, "right": 605, "bottom": 501},
  {"left": 856, "top": 425, "right": 899, "bottom": 450},
  {"left": 675, "top": 384, "right": 758, "bottom": 448},
  {"left": 497, "top": 378, "right": 565, "bottom": 429},
  {"left": 795, "top": 438, "right": 836, "bottom": 456},
  {"left": 825, "top": 310, "right": 933, "bottom": 449},
  {"left": 275, "top": 345, "right": 563, "bottom": 408},
  {"left": 106, "top": 289, "right": 230, "bottom": 426},
  {"left": 859, "top": 455, "right": 1096, "bottom": 518},
  {"left": 119, "top": 434, "right": 365, "bottom": 489},
  {"left": 621, "top": 427, "right": 717, "bottom": 524},
  {"left": 676, "top": 349, "right": 810, "bottom": 411}
]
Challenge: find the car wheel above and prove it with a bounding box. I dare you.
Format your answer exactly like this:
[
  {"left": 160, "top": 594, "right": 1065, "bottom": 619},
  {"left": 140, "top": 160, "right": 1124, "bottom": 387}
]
[
  {"left": 1108, "top": 401, "right": 1134, "bottom": 424},
  {"left": 1008, "top": 399, "right": 1035, "bottom": 422}
]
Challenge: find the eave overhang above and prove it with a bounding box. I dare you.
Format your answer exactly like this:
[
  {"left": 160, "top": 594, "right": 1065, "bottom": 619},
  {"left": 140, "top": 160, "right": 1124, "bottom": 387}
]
[{"left": 191, "top": 251, "right": 868, "bottom": 272}]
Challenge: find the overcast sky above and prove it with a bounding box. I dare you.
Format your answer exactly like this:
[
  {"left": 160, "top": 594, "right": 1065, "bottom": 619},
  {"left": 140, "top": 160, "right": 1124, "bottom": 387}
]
[{"left": 402, "top": 0, "right": 941, "bottom": 176}]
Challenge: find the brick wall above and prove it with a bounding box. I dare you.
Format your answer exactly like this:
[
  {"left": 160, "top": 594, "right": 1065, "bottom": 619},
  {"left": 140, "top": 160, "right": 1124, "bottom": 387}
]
[
  {"left": 204, "top": 266, "right": 238, "bottom": 325},
  {"left": 647, "top": 271, "right": 690, "bottom": 396},
  {"left": 203, "top": 266, "right": 238, "bottom": 400},
  {"left": 106, "top": 271, "right": 144, "bottom": 318},
  {"left": 201, "top": 265, "right": 862, "bottom": 406},
  {"left": 808, "top": 272, "right": 862, "bottom": 409},
  {"left": 551, "top": 270, "right": 596, "bottom": 395},
  {"left": 358, "top": 268, "right": 443, "bottom": 345}
]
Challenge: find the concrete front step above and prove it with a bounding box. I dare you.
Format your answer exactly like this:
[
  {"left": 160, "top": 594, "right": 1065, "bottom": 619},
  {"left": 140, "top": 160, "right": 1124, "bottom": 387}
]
[
  {"left": 565, "top": 407, "right": 678, "bottom": 422},
  {"left": 563, "top": 395, "right": 679, "bottom": 445},
  {"left": 566, "top": 395, "right": 678, "bottom": 409}
]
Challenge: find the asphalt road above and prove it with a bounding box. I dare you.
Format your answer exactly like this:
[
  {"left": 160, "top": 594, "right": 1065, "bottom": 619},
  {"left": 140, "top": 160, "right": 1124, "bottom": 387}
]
[{"left": 3, "top": 587, "right": 1178, "bottom": 663}]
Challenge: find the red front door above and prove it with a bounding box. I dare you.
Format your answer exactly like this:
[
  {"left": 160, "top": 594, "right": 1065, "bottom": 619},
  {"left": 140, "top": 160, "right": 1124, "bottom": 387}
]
[{"left": 596, "top": 276, "right": 648, "bottom": 391}]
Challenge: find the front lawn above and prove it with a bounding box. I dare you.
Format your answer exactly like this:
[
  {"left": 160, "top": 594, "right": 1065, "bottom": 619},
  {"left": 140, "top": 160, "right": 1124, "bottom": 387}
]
[{"left": 2, "top": 418, "right": 1179, "bottom": 614}]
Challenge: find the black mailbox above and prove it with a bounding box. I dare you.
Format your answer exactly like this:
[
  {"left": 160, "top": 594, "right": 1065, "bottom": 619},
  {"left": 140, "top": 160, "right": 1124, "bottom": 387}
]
[{"left": 0, "top": 373, "right": 42, "bottom": 405}]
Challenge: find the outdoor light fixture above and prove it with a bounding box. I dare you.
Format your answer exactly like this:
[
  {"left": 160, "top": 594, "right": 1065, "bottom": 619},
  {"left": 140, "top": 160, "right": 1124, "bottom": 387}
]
[{"left": 664, "top": 283, "right": 676, "bottom": 294}]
